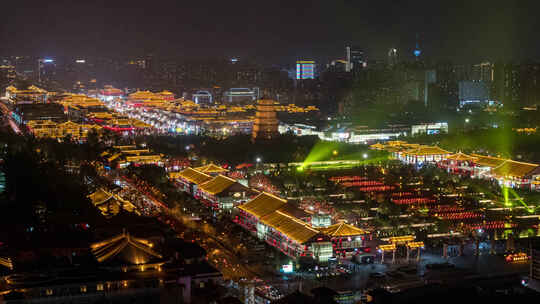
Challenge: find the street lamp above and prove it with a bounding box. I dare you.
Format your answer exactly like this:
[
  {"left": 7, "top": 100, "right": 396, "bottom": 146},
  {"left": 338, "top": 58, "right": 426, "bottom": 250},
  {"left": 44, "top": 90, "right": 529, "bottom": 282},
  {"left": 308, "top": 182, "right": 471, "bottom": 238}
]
[
  {"left": 465, "top": 118, "right": 470, "bottom": 123},
  {"left": 362, "top": 153, "right": 368, "bottom": 159},
  {"left": 256, "top": 157, "right": 262, "bottom": 163}
]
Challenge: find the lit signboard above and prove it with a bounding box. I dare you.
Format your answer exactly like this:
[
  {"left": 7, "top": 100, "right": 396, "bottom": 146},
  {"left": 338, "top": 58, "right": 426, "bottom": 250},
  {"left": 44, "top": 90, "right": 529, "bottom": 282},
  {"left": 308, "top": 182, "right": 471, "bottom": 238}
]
[{"left": 282, "top": 264, "right": 293, "bottom": 273}]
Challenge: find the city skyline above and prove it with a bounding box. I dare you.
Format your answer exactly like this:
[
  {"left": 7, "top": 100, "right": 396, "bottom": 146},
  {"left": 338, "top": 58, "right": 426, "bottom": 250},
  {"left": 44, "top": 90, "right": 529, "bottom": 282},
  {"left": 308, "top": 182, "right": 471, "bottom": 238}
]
[{"left": 2, "top": 0, "right": 540, "bottom": 64}]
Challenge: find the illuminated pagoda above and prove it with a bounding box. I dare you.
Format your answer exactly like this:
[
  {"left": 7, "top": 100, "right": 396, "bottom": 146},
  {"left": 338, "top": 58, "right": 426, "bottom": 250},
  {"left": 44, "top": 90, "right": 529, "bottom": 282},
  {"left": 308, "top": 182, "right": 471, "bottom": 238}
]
[
  {"left": 170, "top": 167, "right": 212, "bottom": 194},
  {"left": 317, "top": 222, "right": 368, "bottom": 258},
  {"left": 195, "top": 174, "right": 256, "bottom": 211},
  {"left": 251, "top": 98, "right": 279, "bottom": 141}
]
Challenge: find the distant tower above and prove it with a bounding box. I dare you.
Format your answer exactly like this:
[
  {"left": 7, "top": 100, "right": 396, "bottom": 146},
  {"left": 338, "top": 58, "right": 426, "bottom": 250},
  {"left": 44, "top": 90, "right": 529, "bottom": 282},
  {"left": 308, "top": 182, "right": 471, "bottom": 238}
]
[
  {"left": 388, "top": 48, "right": 398, "bottom": 67},
  {"left": 251, "top": 95, "right": 279, "bottom": 141},
  {"left": 413, "top": 33, "right": 422, "bottom": 59},
  {"left": 346, "top": 46, "right": 365, "bottom": 72}
]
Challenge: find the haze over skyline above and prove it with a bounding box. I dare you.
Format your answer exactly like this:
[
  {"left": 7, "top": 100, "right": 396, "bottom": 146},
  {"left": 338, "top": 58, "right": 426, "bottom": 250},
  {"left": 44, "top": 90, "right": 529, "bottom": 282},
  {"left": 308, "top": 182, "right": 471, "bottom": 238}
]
[{"left": 2, "top": 0, "right": 539, "bottom": 63}]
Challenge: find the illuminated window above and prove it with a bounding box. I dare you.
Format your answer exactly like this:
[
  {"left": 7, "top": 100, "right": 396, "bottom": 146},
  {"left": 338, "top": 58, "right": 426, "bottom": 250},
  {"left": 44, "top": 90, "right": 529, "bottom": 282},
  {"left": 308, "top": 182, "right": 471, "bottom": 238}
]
[
  {"left": 97, "top": 284, "right": 104, "bottom": 291},
  {"left": 80, "top": 286, "right": 87, "bottom": 293},
  {"left": 45, "top": 289, "right": 53, "bottom": 296}
]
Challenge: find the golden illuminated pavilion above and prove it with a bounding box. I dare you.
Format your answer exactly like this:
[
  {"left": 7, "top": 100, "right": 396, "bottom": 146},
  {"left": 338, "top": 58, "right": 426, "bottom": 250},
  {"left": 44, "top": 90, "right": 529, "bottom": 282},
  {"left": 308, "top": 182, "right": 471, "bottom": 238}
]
[
  {"left": 90, "top": 231, "right": 164, "bottom": 269},
  {"left": 237, "top": 192, "right": 288, "bottom": 219},
  {"left": 88, "top": 188, "right": 139, "bottom": 217},
  {"left": 128, "top": 90, "right": 156, "bottom": 100},
  {"left": 59, "top": 94, "right": 104, "bottom": 108},
  {"left": 6, "top": 85, "right": 48, "bottom": 103},
  {"left": 26, "top": 120, "right": 102, "bottom": 140},
  {"left": 259, "top": 210, "right": 320, "bottom": 244},
  {"left": 198, "top": 175, "right": 238, "bottom": 196},
  {"left": 446, "top": 152, "right": 478, "bottom": 162},
  {"left": 173, "top": 167, "right": 213, "bottom": 185},
  {"left": 317, "top": 222, "right": 367, "bottom": 237}
]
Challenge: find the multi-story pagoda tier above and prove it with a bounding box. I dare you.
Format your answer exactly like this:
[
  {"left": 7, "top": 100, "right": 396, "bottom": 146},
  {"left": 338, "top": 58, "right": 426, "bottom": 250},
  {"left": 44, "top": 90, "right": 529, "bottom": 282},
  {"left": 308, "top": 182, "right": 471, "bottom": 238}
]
[{"left": 251, "top": 98, "right": 279, "bottom": 141}]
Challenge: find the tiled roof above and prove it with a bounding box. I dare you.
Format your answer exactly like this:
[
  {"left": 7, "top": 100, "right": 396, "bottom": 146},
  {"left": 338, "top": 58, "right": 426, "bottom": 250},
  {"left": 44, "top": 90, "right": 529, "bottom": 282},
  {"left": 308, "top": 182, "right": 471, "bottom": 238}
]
[
  {"left": 491, "top": 160, "right": 539, "bottom": 178},
  {"left": 471, "top": 154, "right": 507, "bottom": 168},
  {"left": 317, "top": 222, "right": 367, "bottom": 237},
  {"left": 198, "top": 175, "right": 239, "bottom": 195},
  {"left": 91, "top": 231, "right": 162, "bottom": 264},
  {"left": 88, "top": 188, "right": 113, "bottom": 205},
  {"left": 446, "top": 152, "right": 478, "bottom": 161},
  {"left": 176, "top": 167, "right": 213, "bottom": 185},
  {"left": 237, "top": 192, "right": 287, "bottom": 219},
  {"left": 194, "top": 163, "right": 229, "bottom": 174},
  {"left": 404, "top": 146, "right": 451, "bottom": 156},
  {"left": 260, "top": 211, "right": 319, "bottom": 244}
]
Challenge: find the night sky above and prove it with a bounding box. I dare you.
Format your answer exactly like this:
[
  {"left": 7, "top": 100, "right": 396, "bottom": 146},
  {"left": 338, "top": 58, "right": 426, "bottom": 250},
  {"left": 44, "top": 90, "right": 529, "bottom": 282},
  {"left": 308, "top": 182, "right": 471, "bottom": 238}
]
[{"left": 2, "top": 0, "right": 539, "bottom": 63}]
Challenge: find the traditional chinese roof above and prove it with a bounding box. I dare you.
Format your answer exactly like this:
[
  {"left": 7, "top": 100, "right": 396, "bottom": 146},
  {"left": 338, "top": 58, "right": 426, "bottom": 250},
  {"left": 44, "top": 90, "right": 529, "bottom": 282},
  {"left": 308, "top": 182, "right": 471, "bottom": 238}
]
[
  {"left": 237, "top": 192, "right": 287, "bottom": 219},
  {"left": 128, "top": 90, "right": 155, "bottom": 99},
  {"left": 88, "top": 189, "right": 137, "bottom": 216},
  {"left": 198, "top": 175, "right": 239, "bottom": 195},
  {"left": 90, "top": 231, "right": 163, "bottom": 264},
  {"left": 369, "top": 143, "right": 385, "bottom": 150},
  {"left": 88, "top": 188, "right": 114, "bottom": 205},
  {"left": 260, "top": 211, "right": 319, "bottom": 244},
  {"left": 57, "top": 121, "right": 80, "bottom": 129},
  {"left": 471, "top": 154, "right": 507, "bottom": 168},
  {"left": 446, "top": 152, "right": 478, "bottom": 162},
  {"left": 277, "top": 203, "right": 310, "bottom": 219},
  {"left": 404, "top": 146, "right": 451, "bottom": 156},
  {"left": 491, "top": 160, "right": 539, "bottom": 178},
  {"left": 317, "top": 222, "right": 367, "bottom": 237},
  {"left": 194, "top": 163, "right": 228, "bottom": 174},
  {"left": 387, "top": 140, "right": 408, "bottom": 146},
  {"left": 176, "top": 167, "right": 213, "bottom": 185}
]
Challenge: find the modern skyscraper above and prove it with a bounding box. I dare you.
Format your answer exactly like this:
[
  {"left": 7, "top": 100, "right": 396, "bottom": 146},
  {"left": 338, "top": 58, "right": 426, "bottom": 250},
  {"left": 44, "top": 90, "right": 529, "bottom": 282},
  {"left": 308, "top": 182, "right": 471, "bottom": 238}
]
[
  {"left": 472, "top": 62, "right": 494, "bottom": 82},
  {"left": 346, "top": 46, "right": 365, "bottom": 72},
  {"left": 296, "top": 61, "right": 316, "bottom": 79}
]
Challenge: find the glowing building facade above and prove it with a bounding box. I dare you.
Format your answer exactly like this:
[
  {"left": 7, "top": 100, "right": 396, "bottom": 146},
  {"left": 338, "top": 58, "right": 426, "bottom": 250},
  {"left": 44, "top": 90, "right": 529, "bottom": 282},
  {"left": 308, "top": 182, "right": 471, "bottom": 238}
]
[
  {"left": 296, "top": 61, "right": 315, "bottom": 79},
  {"left": 251, "top": 99, "right": 279, "bottom": 141}
]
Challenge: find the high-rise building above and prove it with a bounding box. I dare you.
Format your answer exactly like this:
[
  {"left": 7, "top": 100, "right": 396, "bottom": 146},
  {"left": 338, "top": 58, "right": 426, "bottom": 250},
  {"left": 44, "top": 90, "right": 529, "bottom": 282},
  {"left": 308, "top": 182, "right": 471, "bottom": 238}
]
[
  {"left": 346, "top": 46, "right": 365, "bottom": 72},
  {"left": 458, "top": 81, "right": 490, "bottom": 107},
  {"left": 472, "top": 62, "right": 494, "bottom": 82},
  {"left": 296, "top": 61, "right": 316, "bottom": 79},
  {"left": 252, "top": 98, "right": 279, "bottom": 141}
]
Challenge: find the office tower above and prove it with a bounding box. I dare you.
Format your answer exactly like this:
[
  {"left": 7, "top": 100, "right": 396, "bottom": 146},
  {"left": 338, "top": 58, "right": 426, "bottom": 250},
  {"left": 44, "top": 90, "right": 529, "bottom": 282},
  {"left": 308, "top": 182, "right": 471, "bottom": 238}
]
[
  {"left": 296, "top": 61, "right": 316, "bottom": 79},
  {"left": 346, "top": 46, "right": 365, "bottom": 72}
]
